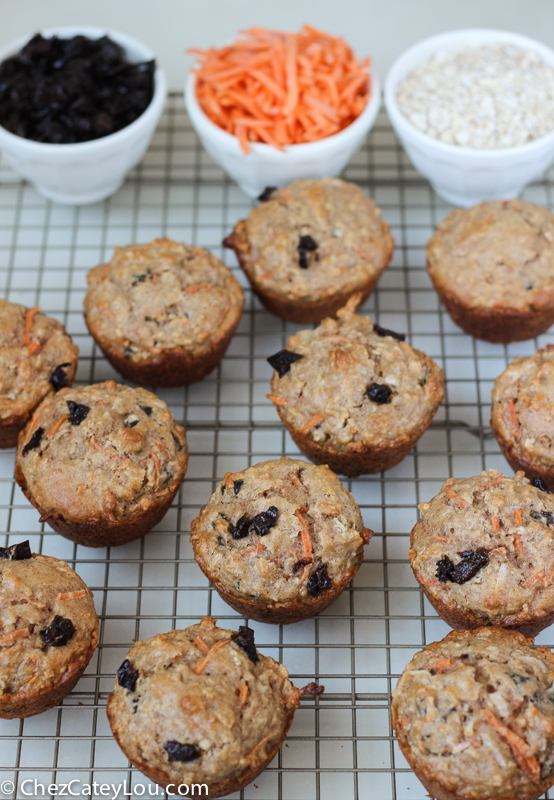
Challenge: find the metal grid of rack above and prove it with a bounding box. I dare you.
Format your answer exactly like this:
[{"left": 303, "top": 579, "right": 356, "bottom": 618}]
[{"left": 1, "top": 93, "right": 554, "bottom": 800}]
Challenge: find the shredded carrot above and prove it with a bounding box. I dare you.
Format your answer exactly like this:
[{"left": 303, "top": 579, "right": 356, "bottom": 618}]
[
  {"left": 505, "top": 399, "right": 520, "bottom": 438},
  {"left": 193, "top": 638, "right": 231, "bottom": 674},
  {"left": 521, "top": 568, "right": 545, "bottom": 589},
  {"left": 57, "top": 590, "right": 86, "bottom": 601},
  {"left": 27, "top": 340, "right": 40, "bottom": 354},
  {"left": 47, "top": 415, "right": 69, "bottom": 438},
  {"left": 482, "top": 710, "right": 540, "bottom": 783},
  {"left": 151, "top": 452, "right": 161, "bottom": 486},
  {"left": 91, "top": 438, "right": 117, "bottom": 458},
  {"left": 194, "top": 635, "right": 210, "bottom": 655},
  {"left": 23, "top": 306, "right": 40, "bottom": 348},
  {"left": 514, "top": 508, "right": 522, "bottom": 527},
  {"left": 491, "top": 516, "right": 500, "bottom": 533},
  {"left": 266, "top": 394, "right": 288, "bottom": 406},
  {"left": 298, "top": 414, "right": 323, "bottom": 434},
  {"left": 191, "top": 26, "right": 371, "bottom": 154},
  {"left": 185, "top": 282, "right": 213, "bottom": 294},
  {"left": 435, "top": 536, "right": 454, "bottom": 544},
  {"left": 238, "top": 682, "right": 249, "bottom": 706},
  {"left": 513, "top": 533, "right": 524, "bottom": 559},
  {"left": 479, "top": 476, "right": 503, "bottom": 492},
  {"left": 0, "top": 628, "right": 30, "bottom": 646},
  {"left": 295, "top": 509, "right": 312, "bottom": 560},
  {"left": 434, "top": 658, "right": 453, "bottom": 672}
]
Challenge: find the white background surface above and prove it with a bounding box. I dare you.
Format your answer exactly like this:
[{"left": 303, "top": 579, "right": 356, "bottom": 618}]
[{"left": 1, "top": 0, "right": 554, "bottom": 89}]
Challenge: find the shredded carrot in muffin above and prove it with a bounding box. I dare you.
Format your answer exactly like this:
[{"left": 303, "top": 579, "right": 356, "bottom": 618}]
[
  {"left": 191, "top": 26, "right": 371, "bottom": 153},
  {"left": 23, "top": 306, "right": 40, "bottom": 349}
]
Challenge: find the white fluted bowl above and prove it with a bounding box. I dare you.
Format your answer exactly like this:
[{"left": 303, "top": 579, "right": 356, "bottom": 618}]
[
  {"left": 384, "top": 29, "right": 554, "bottom": 207},
  {"left": 185, "top": 68, "right": 381, "bottom": 198},
  {"left": 0, "top": 26, "right": 167, "bottom": 205}
]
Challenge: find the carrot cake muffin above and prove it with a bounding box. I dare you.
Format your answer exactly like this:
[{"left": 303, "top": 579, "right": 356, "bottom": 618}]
[
  {"left": 392, "top": 627, "right": 554, "bottom": 800},
  {"left": 191, "top": 458, "right": 372, "bottom": 623},
  {"left": 223, "top": 177, "right": 394, "bottom": 323},
  {"left": 426, "top": 199, "right": 554, "bottom": 343},
  {"left": 267, "top": 300, "right": 444, "bottom": 476},
  {"left": 411, "top": 470, "right": 554, "bottom": 636},
  {"left": 0, "top": 542, "right": 98, "bottom": 718},
  {"left": 0, "top": 299, "right": 78, "bottom": 448},
  {"left": 15, "top": 381, "right": 188, "bottom": 548},
  {"left": 84, "top": 238, "right": 244, "bottom": 386},
  {"left": 107, "top": 616, "right": 317, "bottom": 797},
  {"left": 491, "top": 346, "right": 554, "bottom": 489}
]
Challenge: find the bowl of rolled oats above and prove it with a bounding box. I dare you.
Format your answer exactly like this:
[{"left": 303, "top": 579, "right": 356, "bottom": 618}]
[{"left": 384, "top": 29, "right": 554, "bottom": 206}]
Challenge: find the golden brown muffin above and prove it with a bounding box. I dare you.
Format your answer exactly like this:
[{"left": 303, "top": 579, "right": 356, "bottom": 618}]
[
  {"left": 84, "top": 238, "right": 244, "bottom": 386},
  {"left": 107, "top": 616, "right": 317, "bottom": 798},
  {"left": 0, "top": 299, "right": 78, "bottom": 448},
  {"left": 0, "top": 542, "right": 98, "bottom": 718},
  {"left": 410, "top": 469, "right": 554, "bottom": 636},
  {"left": 223, "top": 178, "right": 394, "bottom": 323},
  {"left": 491, "top": 346, "right": 554, "bottom": 489},
  {"left": 426, "top": 199, "right": 554, "bottom": 343},
  {"left": 267, "top": 299, "right": 444, "bottom": 476},
  {"left": 15, "top": 381, "right": 188, "bottom": 548},
  {"left": 191, "top": 458, "right": 372, "bottom": 623},
  {"left": 392, "top": 627, "right": 554, "bottom": 800}
]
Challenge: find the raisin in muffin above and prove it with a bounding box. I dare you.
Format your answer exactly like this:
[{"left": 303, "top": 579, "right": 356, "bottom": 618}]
[
  {"left": 426, "top": 200, "right": 554, "bottom": 343},
  {"left": 223, "top": 178, "right": 394, "bottom": 323},
  {"left": 0, "top": 299, "right": 78, "bottom": 448},
  {"left": 411, "top": 470, "right": 554, "bottom": 636},
  {"left": 84, "top": 238, "right": 244, "bottom": 386},
  {"left": 191, "top": 458, "right": 372, "bottom": 624},
  {"left": 267, "top": 299, "right": 444, "bottom": 476},
  {"left": 15, "top": 381, "right": 188, "bottom": 548},
  {"left": 0, "top": 541, "right": 98, "bottom": 718},
  {"left": 491, "top": 346, "right": 554, "bottom": 489},
  {"left": 107, "top": 616, "right": 313, "bottom": 798},
  {"left": 392, "top": 627, "right": 554, "bottom": 800}
]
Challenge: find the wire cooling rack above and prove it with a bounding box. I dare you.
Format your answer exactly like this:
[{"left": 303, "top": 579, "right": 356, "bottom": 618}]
[{"left": 2, "top": 94, "right": 554, "bottom": 800}]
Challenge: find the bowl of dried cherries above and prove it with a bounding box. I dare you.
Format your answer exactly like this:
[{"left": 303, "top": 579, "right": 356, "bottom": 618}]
[{"left": 0, "top": 26, "right": 167, "bottom": 204}]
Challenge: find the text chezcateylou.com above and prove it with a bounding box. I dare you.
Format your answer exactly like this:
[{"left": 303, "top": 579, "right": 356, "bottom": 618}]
[{"left": 1, "top": 780, "right": 209, "bottom": 797}]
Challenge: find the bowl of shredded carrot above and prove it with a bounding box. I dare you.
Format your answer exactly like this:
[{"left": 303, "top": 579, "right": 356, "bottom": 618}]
[{"left": 185, "top": 26, "right": 380, "bottom": 197}]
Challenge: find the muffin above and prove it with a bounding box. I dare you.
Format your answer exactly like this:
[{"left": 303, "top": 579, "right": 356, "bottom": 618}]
[
  {"left": 0, "top": 299, "right": 78, "bottom": 448},
  {"left": 411, "top": 469, "right": 554, "bottom": 636},
  {"left": 426, "top": 199, "right": 554, "bottom": 343},
  {"left": 392, "top": 627, "right": 554, "bottom": 800},
  {"left": 191, "top": 458, "right": 372, "bottom": 623},
  {"left": 267, "top": 299, "right": 444, "bottom": 476},
  {"left": 107, "top": 616, "right": 309, "bottom": 798},
  {"left": 491, "top": 346, "right": 554, "bottom": 489},
  {"left": 223, "top": 177, "right": 394, "bottom": 323},
  {"left": 0, "top": 541, "right": 98, "bottom": 718},
  {"left": 84, "top": 238, "right": 244, "bottom": 386},
  {"left": 15, "top": 381, "right": 188, "bottom": 548}
]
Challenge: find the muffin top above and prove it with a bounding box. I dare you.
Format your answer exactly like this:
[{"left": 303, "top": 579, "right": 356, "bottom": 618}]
[
  {"left": 191, "top": 458, "right": 371, "bottom": 606},
  {"left": 426, "top": 200, "right": 554, "bottom": 311},
  {"left": 492, "top": 346, "right": 554, "bottom": 473},
  {"left": 107, "top": 616, "right": 300, "bottom": 787},
  {"left": 16, "top": 381, "right": 188, "bottom": 523},
  {"left": 392, "top": 627, "right": 554, "bottom": 800},
  {"left": 0, "top": 299, "right": 78, "bottom": 423},
  {"left": 227, "top": 178, "right": 393, "bottom": 302},
  {"left": 84, "top": 238, "right": 244, "bottom": 363},
  {"left": 0, "top": 545, "right": 98, "bottom": 700},
  {"left": 268, "top": 304, "right": 444, "bottom": 454},
  {"left": 410, "top": 470, "right": 554, "bottom": 627}
]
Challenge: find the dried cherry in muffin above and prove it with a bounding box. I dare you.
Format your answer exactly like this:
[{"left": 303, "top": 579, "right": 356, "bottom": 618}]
[
  {"left": 0, "top": 300, "right": 78, "bottom": 448},
  {"left": 224, "top": 177, "right": 394, "bottom": 323},
  {"left": 191, "top": 457, "right": 372, "bottom": 624},
  {"left": 84, "top": 238, "right": 244, "bottom": 387},
  {"left": 107, "top": 616, "right": 306, "bottom": 798},
  {"left": 267, "top": 299, "right": 444, "bottom": 476},
  {"left": 0, "top": 546, "right": 98, "bottom": 718},
  {"left": 15, "top": 381, "right": 188, "bottom": 547}
]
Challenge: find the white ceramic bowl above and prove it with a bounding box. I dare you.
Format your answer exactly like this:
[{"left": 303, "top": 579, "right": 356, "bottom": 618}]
[
  {"left": 185, "top": 68, "right": 381, "bottom": 198},
  {"left": 0, "top": 26, "right": 167, "bottom": 205},
  {"left": 384, "top": 29, "right": 554, "bottom": 207}
]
